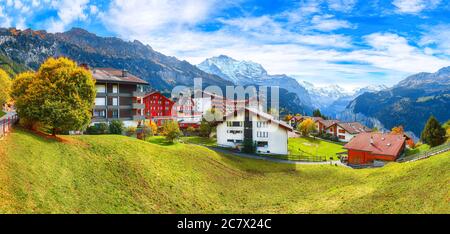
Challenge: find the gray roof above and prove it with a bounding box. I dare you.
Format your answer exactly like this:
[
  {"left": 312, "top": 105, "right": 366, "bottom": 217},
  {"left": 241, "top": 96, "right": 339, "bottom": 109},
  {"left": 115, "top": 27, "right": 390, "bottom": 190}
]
[{"left": 92, "top": 68, "right": 149, "bottom": 85}]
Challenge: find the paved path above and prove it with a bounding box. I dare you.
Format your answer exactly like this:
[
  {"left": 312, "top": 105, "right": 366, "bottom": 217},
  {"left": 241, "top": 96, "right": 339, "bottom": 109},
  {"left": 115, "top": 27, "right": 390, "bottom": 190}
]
[{"left": 205, "top": 146, "right": 349, "bottom": 167}]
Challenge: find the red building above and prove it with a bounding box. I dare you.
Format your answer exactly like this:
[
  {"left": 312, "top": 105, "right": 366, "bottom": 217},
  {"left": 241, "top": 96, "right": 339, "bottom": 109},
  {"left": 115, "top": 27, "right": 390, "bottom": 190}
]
[
  {"left": 143, "top": 91, "right": 175, "bottom": 126},
  {"left": 344, "top": 133, "right": 406, "bottom": 165}
]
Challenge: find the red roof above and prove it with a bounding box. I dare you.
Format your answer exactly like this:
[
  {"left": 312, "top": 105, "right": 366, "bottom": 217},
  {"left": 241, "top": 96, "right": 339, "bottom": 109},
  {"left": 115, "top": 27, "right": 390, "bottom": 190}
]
[
  {"left": 336, "top": 122, "right": 372, "bottom": 134},
  {"left": 344, "top": 133, "right": 406, "bottom": 157}
]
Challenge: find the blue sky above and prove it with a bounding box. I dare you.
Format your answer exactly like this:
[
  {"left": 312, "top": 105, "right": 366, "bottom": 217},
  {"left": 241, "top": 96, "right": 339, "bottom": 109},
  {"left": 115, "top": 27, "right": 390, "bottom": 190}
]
[{"left": 1, "top": 0, "right": 450, "bottom": 90}]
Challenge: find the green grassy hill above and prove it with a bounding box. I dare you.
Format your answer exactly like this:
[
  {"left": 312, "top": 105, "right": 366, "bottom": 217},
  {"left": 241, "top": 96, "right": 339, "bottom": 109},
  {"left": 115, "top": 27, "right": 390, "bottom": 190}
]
[{"left": 0, "top": 129, "right": 449, "bottom": 214}]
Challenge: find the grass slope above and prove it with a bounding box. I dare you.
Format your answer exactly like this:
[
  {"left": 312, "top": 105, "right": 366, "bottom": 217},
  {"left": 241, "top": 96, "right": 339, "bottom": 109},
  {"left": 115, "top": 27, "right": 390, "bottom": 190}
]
[
  {"left": 0, "top": 129, "right": 449, "bottom": 214},
  {"left": 286, "top": 137, "right": 345, "bottom": 160}
]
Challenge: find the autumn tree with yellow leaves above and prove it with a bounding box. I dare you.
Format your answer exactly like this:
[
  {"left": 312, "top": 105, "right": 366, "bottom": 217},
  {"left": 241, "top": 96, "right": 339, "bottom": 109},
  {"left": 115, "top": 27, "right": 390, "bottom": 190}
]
[{"left": 11, "top": 57, "right": 96, "bottom": 136}]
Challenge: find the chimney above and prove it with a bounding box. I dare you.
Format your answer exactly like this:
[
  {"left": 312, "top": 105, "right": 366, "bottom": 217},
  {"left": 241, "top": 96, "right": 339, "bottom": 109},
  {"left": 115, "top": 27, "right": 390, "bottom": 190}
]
[
  {"left": 122, "top": 69, "right": 128, "bottom": 77},
  {"left": 80, "top": 63, "right": 90, "bottom": 70}
]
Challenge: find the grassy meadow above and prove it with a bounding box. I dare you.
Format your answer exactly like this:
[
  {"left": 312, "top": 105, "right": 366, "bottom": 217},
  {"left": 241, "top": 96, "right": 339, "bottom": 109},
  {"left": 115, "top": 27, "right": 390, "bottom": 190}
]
[{"left": 0, "top": 129, "right": 448, "bottom": 214}]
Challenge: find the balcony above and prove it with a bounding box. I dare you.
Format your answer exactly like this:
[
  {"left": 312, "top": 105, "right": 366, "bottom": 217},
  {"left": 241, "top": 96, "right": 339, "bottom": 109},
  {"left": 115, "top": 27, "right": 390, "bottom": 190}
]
[
  {"left": 133, "top": 115, "right": 146, "bottom": 121},
  {"left": 133, "top": 91, "right": 146, "bottom": 97},
  {"left": 132, "top": 103, "right": 145, "bottom": 109}
]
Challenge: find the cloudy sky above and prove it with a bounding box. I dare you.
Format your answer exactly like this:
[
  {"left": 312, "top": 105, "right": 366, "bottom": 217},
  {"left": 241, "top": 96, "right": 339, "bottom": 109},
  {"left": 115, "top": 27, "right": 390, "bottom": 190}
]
[{"left": 1, "top": 0, "right": 450, "bottom": 90}]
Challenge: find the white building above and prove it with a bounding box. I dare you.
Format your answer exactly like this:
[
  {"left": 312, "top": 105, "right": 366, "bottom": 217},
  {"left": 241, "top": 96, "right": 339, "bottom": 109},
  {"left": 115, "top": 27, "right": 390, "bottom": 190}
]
[{"left": 216, "top": 107, "right": 293, "bottom": 155}]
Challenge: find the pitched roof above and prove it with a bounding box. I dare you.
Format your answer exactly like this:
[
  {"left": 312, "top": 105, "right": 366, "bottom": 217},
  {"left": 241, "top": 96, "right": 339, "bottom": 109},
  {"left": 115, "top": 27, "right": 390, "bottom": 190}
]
[
  {"left": 337, "top": 122, "right": 372, "bottom": 134},
  {"left": 91, "top": 68, "right": 149, "bottom": 85},
  {"left": 344, "top": 133, "right": 406, "bottom": 157},
  {"left": 222, "top": 107, "right": 293, "bottom": 131},
  {"left": 319, "top": 119, "right": 340, "bottom": 128}
]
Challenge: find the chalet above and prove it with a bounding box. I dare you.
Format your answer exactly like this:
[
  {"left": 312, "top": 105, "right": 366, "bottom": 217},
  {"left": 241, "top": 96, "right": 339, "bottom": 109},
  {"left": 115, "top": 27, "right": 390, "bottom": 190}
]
[
  {"left": 87, "top": 66, "right": 148, "bottom": 127},
  {"left": 325, "top": 122, "right": 372, "bottom": 142},
  {"left": 343, "top": 133, "right": 406, "bottom": 165},
  {"left": 316, "top": 119, "right": 339, "bottom": 134},
  {"left": 143, "top": 91, "right": 175, "bottom": 126},
  {"left": 216, "top": 107, "right": 293, "bottom": 155}
]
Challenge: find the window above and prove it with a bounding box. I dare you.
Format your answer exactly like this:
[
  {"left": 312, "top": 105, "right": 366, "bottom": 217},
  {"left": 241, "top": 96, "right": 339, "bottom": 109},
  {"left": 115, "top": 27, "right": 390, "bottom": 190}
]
[
  {"left": 112, "top": 97, "right": 118, "bottom": 106},
  {"left": 112, "top": 84, "right": 118, "bottom": 94},
  {"left": 96, "top": 84, "right": 106, "bottom": 93},
  {"left": 227, "top": 139, "right": 234, "bottom": 143},
  {"left": 112, "top": 110, "right": 119, "bottom": 118},
  {"left": 339, "top": 129, "right": 346, "bottom": 134},
  {"left": 227, "top": 130, "right": 242, "bottom": 134},
  {"left": 257, "top": 121, "right": 268, "bottom": 128},
  {"left": 227, "top": 121, "right": 242, "bottom": 127},
  {"left": 257, "top": 141, "right": 268, "bottom": 147},
  {"left": 339, "top": 135, "right": 345, "bottom": 139},
  {"left": 95, "top": 97, "right": 106, "bottom": 106},
  {"left": 257, "top": 131, "right": 268, "bottom": 138},
  {"left": 93, "top": 110, "right": 105, "bottom": 117}
]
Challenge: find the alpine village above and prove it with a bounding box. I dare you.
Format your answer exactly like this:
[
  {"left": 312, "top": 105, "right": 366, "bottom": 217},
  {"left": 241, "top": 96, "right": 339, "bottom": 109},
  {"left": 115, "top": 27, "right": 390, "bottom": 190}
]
[{"left": 0, "top": 28, "right": 449, "bottom": 214}]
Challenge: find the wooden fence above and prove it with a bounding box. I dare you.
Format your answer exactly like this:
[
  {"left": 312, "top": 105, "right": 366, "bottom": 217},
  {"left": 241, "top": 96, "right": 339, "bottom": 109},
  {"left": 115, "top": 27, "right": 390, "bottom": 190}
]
[{"left": 0, "top": 114, "right": 18, "bottom": 139}]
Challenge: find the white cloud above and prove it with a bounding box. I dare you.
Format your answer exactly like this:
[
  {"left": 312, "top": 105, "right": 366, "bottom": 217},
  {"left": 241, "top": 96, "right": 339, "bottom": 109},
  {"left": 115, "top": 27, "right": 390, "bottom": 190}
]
[
  {"left": 310, "top": 14, "right": 354, "bottom": 31},
  {"left": 325, "top": 0, "right": 358, "bottom": 12},
  {"left": 98, "top": 1, "right": 450, "bottom": 88},
  {"left": 392, "top": 0, "right": 441, "bottom": 14},
  {"left": 0, "top": 5, "right": 12, "bottom": 28},
  {"left": 101, "top": 0, "right": 221, "bottom": 38},
  {"left": 47, "top": 0, "right": 90, "bottom": 32},
  {"left": 419, "top": 24, "right": 450, "bottom": 55}
]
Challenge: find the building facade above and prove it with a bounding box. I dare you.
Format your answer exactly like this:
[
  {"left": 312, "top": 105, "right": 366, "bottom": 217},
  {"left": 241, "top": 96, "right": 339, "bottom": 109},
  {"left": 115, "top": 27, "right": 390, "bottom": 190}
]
[
  {"left": 216, "top": 107, "right": 292, "bottom": 155},
  {"left": 143, "top": 91, "right": 175, "bottom": 126},
  {"left": 90, "top": 67, "right": 148, "bottom": 127},
  {"left": 344, "top": 133, "right": 406, "bottom": 165}
]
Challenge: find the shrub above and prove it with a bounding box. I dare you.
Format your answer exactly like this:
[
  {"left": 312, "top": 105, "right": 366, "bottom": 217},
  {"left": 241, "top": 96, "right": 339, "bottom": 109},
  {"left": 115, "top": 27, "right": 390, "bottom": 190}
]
[
  {"left": 125, "top": 126, "right": 137, "bottom": 137},
  {"left": 161, "top": 120, "right": 182, "bottom": 143},
  {"left": 242, "top": 139, "right": 256, "bottom": 154},
  {"left": 109, "top": 120, "right": 124, "bottom": 135},
  {"left": 185, "top": 126, "right": 197, "bottom": 136},
  {"left": 86, "top": 123, "right": 108, "bottom": 135}
]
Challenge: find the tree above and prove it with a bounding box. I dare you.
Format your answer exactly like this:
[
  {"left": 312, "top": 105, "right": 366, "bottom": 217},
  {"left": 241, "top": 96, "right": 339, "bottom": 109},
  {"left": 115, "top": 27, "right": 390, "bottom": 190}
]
[
  {"left": 11, "top": 58, "right": 96, "bottom": 136},
  {"left": 242, "top": 138, "right": 256, "bottom": 154},
  {"left": 0, "top": 69, "right": 11, "bottom": 108},
  {"left": 391, "top": 126, "right": 404, "bottom": 134},
  {"left": 297, "top": 118, "right": 317, "bottom": 136},
  {"left": 421, "top": 116, "right": 446, "bottom": 147},
  {"left": 199, "top": 119, "right": 215, "bottom": 137},
  {"left": 147, "top": 120, "right": 158, "bottom": 135},
  {"left": 109, "top": 120, "right": 124, "bottom": 135},
  {"left": 312, "top": 109, "right": 326, "bottom": 119},
  {"left": 283, "top": 114, "right": 293, "bottom": 122},
  {"left": 162, "top": 120, "right": 182, "bottom": 143}
]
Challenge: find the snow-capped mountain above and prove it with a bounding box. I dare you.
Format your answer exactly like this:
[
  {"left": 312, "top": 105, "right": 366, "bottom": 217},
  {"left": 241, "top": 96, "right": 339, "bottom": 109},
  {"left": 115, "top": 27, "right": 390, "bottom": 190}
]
[
  {"left": 300, "top": 81, "right": 351, "bottom": 109},
  {"left": 198, "top": 55, "right": 268, "bottom": 84},
  {"left": 197, "top": 55, "right": 313, "bottom": 112},
  {"left": 300, "top": 81, "right": 389, "bottom": 117},
  {"left": 352, "top": 85, "right": 389, "bottom": 96}
]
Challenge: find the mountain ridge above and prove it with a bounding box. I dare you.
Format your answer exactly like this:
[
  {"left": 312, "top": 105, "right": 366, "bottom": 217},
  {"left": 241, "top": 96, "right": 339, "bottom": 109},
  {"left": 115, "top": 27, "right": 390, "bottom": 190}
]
[
  {"left": 340, "top": 66, "right": 450, "bottom": 137},
  {"left": 0, "top": 27, "right": 233, "bottom": 92}
]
